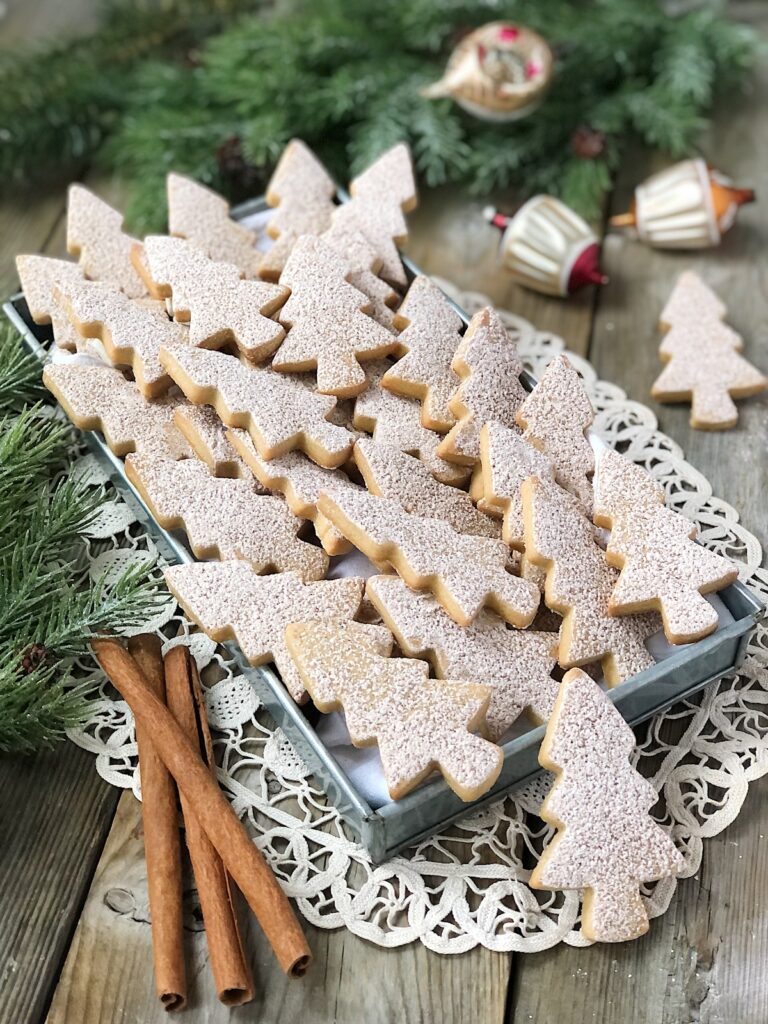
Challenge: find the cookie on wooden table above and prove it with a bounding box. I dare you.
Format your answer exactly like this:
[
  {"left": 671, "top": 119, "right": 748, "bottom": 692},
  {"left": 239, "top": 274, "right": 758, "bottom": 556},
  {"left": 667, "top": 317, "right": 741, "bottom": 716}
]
[
  {"left": 522, "top": 476, "right": 657, "bottom": 684},
  {"left": 272, "top": 235, "right": 397, "bottom": 397},
  {"left": 353, "top": 438, "right": 500, "bottom": 539},
  {"left": 260, "top": 139, "right": 337, "bottom": 281},
  {"left": 367, "top": 574, "right": 559, "bottom": 740},
  {"left": 353, "top": 360, "right": 468, "bottom": 486},
  {"left": 285, "top": 618, "right": 503, "bottom": 801},
  {"left": 381, "top": 276, "right": 463, "bottom": 432},
  {"left": 126, "top": 454, "right": 327, "bottom": 582},
  {"left": 593, "top": 448, "right": 737, "bottom": 643},
  {"left": 66, "top": 185, "right": 147, "bottom": 299},
  {"left": 16, "top": 255, "right": 84, "bottom": 351},
  {"left": 530, "top": 668, "right": 684, "bottom": 943},
  {"left": 43, "top": 362, "right": 191, "bottom": 461},
  {"left": 438, "top": 306, "right": 527, "bottom": 466},
  {"left": 516, "top": 354, "right": 595, "bottom": 514},
  {"left": 317, "top": 487, "right": 540, "bottom": 628},
  {"left": 54, "top": 278, "right": 190, "bottom": 398},
  {"left": 140, "top": 235, "right": 288, "bottom": 363},
  {"left": 167, "top": 172, "right": 261, "bottom": 278},
  {"left": 164, "top": 562, "right": 363, "bottom": 703},
  {"left": 159, "top": 344, "right": 355, "bottom": 469},
  {"left": 227, "top": 427, "right": 360, "bottom": 556}
]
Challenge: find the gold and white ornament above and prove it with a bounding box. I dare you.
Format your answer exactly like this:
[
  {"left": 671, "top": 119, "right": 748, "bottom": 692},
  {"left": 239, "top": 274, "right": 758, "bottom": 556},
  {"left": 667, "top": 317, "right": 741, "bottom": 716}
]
[
  {"left": 422, "top": 22, "right": 554, "bottom": 122},
  {"left": 485, "top": 195, "right": 607, "bottom": 297},
  {"left": 610, "top": 158, "right": 754, "bottom": 249}
]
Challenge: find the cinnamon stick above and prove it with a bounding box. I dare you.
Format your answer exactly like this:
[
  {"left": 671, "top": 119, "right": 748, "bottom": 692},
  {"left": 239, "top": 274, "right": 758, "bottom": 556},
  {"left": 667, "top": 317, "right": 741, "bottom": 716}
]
[
  {"left": 164, "top": 645, "right": 254, "bottom": 1006},
  {"left": 126, "top": 634, "right": 186, "bottom": 1013},
  {"left": 92, "top": 637, "right": 311, "bottom": 978}
]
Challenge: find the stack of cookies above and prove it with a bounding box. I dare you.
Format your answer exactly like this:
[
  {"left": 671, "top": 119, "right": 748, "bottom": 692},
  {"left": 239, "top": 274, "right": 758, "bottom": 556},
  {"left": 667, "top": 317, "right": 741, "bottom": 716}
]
[{"left": 24, "top": 140, "right": 739, "bottom": 943}]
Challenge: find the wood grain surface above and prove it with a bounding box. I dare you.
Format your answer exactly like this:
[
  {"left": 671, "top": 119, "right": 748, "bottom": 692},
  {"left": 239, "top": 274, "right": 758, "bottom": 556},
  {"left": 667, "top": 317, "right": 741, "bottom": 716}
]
[{"left": 1, "top": 2, "right": 766, "bottom": 1023}]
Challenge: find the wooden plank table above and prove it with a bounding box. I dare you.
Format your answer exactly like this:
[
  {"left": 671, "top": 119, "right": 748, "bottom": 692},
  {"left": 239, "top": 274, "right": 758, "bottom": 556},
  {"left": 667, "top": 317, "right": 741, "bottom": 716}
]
[{"left": 1, "top": 2, "right": 766, "bottom": 1022}]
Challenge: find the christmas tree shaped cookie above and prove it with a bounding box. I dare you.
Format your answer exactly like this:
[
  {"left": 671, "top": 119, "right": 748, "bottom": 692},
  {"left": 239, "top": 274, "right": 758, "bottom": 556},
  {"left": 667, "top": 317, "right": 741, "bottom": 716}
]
[
  {"left": 54, "top": 278, "right": 190, "bottom": 397},
  {"left": 516, "top": 355, "right": 595, "bottom": 513},
  {"left": 260, "top": 139, "right": 337, "bottom": 281},
  {"left": 522, "top": 476, "right": 657, "bottom": 684},
  {"left": 331, "top": 143, "right": 416, "bottom": 287},
  {"left": 321, "top": 219, "right": 398, "bottom": 332},
  {"left": 159, "top": 344, "right": 354, "bottom": 468},
  {"left": 651, "top": 273, "right": 766, "bottom": 429},
  {"left": 227, "top": 427, "right": 359, "bottom": 555},
  {"left": 593, "top": 449, "right": 737, "bottom": 643},
  {"left": 272, "top": 235, "right": 397, "bottom": 396},
  {"left": 354, "top": 360, "right": 468, "bottom": 485},
  {"left": 164, "top": 562, "right": 363, "bottom": 703},
  {"left": 42, "top": 362, "right": 190, "bottom": 461},
  {"left": 367, "top": 575, "right": 559, "bottom": 740},
  {"left": 479, "top": 421, "right": 556, "bottom": 548},
  {"left": 126, "top": 454, "right": 327, "bottom": 581},
  {"left": 530, "top": 668, "right": 684, "bottom": 942},
  {"left": 317, "top": 488, "right": 540, "bottom": 627},
  {"left": 16, "top": 255, "right": 84, "bottom": 351},
  {"left": 285, "top": 619, "right": 502, "bottom": 800},
  {"left": 438, "top": 306, "right": 527, "bottom": 466},
  {"left": 381, "top": 276, "right": 463, "bottom": 431},
  {"left": 353, "top": 438, "right": 500, "bottom": 539},
  {"left": 66, "top": 185, "right": 147, "bottom": 298},
  {"left": 167, "top": 172, "right": 261, "bottom": 278},
  {"left": 173, "top": 404, "right": 251, "bottom": 480},
  {"left": 141, "top": 236, "right": 288, "bottom": 363}
]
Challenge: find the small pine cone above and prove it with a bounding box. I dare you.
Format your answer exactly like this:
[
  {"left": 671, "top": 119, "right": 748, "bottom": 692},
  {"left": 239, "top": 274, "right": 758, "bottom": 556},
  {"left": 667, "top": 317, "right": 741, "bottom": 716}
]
[
  {"left": 21, "top": 643, "right": 49, "bottom": 674},
  {"left": 571, "top": 125, "right": 606, "bottom": 160}
]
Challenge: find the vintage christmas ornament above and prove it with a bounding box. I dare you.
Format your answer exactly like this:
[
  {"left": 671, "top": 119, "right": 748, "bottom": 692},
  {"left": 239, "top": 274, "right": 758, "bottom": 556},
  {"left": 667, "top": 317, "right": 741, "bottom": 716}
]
[
  {"left": 610, "top": 158, "right": 754, "bottom": 249},
  {"left": 421, "top": 22, "right": 554, "bottom": 121},
  {"left": 484, "top": 196, "right": 607, "bottom": 297}
]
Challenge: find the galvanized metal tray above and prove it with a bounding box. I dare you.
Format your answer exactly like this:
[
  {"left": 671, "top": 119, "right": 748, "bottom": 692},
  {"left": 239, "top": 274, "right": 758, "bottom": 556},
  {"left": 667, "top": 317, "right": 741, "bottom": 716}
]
[{"left": 5, "top": 197, "right": 761, "bottom": 864}]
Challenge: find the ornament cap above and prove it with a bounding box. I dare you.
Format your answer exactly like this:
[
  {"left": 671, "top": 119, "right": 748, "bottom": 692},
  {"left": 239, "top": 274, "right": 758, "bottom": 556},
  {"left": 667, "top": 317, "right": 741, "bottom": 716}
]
[
  {"left": 567, "top": 242, "right": 608, "bottom": 292},
  {"left": 483, "top": 205, "right": 511, "bottom": 231}
]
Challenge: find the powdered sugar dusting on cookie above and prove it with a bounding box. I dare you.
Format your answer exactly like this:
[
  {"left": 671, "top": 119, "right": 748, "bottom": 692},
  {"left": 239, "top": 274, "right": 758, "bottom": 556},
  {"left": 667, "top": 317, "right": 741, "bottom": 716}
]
[
  {"left": 354, "top": 360, "right": 468, "bottom": 485},
  {"left": 126, "top": 454, "right": 327, "bottom": 581},
  {"left": 273, "top": 234, "right": 396, "bottom": 396},
  {"left": 531, "top": 668, "right": 684, "bottom": 942},
  {"left": 593, "top": 448, "right": 737, "bottom": 642},
  {"left": 354, "top": 438, "right": 500, "bottom": 538},
  {"left": 43, "top": 362, "right": 191, "bottom": 461},
  {"left": 16, "top": 255, "right": 85, "bottom": 351},
  {"left": 261, "top": 139, "right": 337, "bottom": 281},
  {"left": 173, "top": 404, "right": 254, "bottom": 481},
  {"left": 321, "top": 219, "right": 398, "bottom": 332},
  {"left": 54, "top": 278, "right": 190, "bottom": 397},
  {"left": 438, "top": 306, "right": 527, "bottom": 466},
  {"left": 164, "top": 562, "right": 363, "bottom": 703},
  {"left": 367, "top": 574, "right": 559, "bottom": 739},
  {"left": 382, "top": 276, "right": 463, "bottom": 431},
  {"left": 522, "top": 476, "right": 657, "bottom": 684},
  {"left": 143, "top": 235, "right": 288, "bottom": 363},
  {"left": 167, "top": 173, "right": 261, "bottom": 278},
  {"left": 318, "top": 487, "right": 540, "bottom": 627},
  {"left": 159, "top": 344, "right": 354, "bottom": 468},
  {"left": 517, "top": 355, "right": 595, "bottom": 514},
  {"left": 227, "top": 427, "right": 360, "bottom": 555},
  {"left": 480, "top": 420, "right": 556, "bottom": 548},
  {"left": 285, "top": 618, "right": 502, "bottom": 801},
  {"left": 66, "top": 185, "right": 147, "bottom": 299}
]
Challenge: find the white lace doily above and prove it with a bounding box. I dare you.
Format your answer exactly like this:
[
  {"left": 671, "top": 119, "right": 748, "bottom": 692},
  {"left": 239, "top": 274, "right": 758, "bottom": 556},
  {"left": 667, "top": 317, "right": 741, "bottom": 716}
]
[{"left": 65, "top": 283, "right": 768, "bottom": 954}]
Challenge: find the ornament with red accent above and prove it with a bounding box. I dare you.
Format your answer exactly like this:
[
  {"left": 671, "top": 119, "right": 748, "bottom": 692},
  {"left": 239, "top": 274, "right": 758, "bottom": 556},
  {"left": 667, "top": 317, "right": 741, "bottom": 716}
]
[
  {"left": 421, "top": 22, "right": 554, "bottom": 121},
  {"left": 609, "top": 158, "right": 754, "bottom": 249},
  {"left": 484, "top": 196, "right": 608, "bottom": 297}
]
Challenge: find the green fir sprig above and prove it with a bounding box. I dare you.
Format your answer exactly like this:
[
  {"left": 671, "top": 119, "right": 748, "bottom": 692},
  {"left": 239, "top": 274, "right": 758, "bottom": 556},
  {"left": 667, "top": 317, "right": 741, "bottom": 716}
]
[
  {"left": 0, "top": 0, "right": 757, "bottom": 227},
  {"left": 0, "top": 323, "right": 164, "bottom": 754}
]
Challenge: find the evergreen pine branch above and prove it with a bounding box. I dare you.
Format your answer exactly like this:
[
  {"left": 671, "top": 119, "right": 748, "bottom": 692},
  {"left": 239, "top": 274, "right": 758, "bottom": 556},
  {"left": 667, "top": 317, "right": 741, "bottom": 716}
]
[
  {"left": 0, "top": 324, "right": 46, "bottom": 411},
  {"left": 0, "top": 661, "right": 93, "bottom": 754}
]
